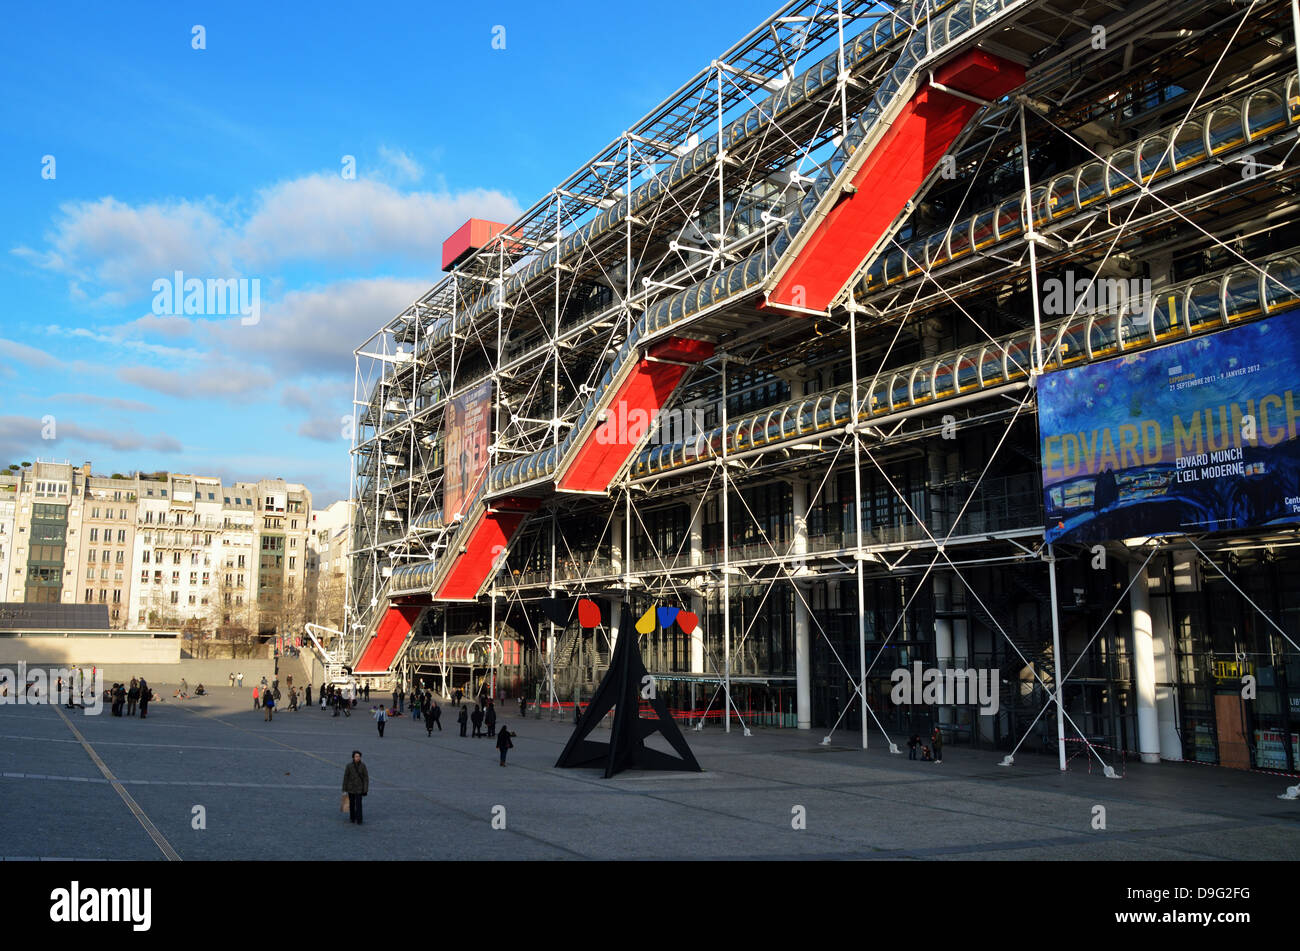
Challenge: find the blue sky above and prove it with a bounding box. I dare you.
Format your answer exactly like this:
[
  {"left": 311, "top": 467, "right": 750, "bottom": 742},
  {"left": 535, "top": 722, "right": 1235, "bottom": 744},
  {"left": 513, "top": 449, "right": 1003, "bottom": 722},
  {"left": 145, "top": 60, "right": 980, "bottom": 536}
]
[{"left": 0, "top": 0, "right": 773, "bottom": 505}]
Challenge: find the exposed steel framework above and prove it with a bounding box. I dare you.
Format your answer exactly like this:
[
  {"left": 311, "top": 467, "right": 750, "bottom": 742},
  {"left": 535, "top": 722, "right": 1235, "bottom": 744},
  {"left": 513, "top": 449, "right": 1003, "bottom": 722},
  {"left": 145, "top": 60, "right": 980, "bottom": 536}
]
[{"left": 344, "top": 0, "right": 1300, "bottom": 778}]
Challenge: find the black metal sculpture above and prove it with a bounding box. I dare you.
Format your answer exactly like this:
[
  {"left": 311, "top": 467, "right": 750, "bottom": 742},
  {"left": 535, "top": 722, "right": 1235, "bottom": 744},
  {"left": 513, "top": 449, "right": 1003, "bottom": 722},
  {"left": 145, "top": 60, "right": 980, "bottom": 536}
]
[{"left": 554, "top": 603, "right": 702, "bottom": 777}]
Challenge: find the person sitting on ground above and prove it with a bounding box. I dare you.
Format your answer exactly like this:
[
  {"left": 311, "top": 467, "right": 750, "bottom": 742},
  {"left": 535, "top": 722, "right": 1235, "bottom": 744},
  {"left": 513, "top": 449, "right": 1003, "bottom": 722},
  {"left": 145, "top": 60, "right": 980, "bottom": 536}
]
[{"left": 195, "top": 684, "right": 206, "bottom": 696}]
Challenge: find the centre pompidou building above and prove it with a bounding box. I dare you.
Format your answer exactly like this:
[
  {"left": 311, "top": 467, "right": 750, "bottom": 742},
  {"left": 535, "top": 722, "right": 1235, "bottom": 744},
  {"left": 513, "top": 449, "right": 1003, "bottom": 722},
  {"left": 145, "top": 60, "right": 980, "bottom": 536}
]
[{"left": 344, "top": 0, "right": 1300, "bottom": 774}]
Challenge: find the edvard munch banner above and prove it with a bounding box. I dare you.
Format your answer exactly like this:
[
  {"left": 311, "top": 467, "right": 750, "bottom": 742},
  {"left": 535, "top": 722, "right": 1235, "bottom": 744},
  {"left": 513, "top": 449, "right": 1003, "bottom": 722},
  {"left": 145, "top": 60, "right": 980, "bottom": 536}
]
[{"left": 1039, "top": 308, "right": 1300, "bottom": 544}]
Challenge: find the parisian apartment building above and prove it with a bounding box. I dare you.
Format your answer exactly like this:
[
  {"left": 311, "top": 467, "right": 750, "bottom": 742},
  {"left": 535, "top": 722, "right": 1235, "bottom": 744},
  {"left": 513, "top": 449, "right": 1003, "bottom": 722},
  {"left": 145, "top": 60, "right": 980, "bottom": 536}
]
[{"left": 0, "top": 460, "right": 314, "bottom": 634}]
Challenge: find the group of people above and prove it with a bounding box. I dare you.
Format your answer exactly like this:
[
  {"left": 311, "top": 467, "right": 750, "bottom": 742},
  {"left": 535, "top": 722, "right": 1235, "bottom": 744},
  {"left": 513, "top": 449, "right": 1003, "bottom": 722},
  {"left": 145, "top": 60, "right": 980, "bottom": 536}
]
[
  {"left": 104, "top": 677, "right": 153, "bottom": 718},
  {"left": 907, "top": 727, "right": 944, "bottom": 763}
]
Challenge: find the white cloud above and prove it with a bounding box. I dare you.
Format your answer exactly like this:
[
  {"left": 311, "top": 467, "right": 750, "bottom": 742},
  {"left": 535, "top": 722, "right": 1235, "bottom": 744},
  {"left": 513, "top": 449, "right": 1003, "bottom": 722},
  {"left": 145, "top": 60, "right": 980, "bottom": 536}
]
[
  {"left": 239, "top": 174, "right": 519, "bottom": 269},
  {"left": 117, "top": 361, "right": 275, "bottom": 398},
  {"left": 378, "top": 146, "right": 424, "bottom": 183},
  {"left": 209, "top": 276, "right": 430, "bottom": 378},
  {"left": 14, "top": 172, "right": 522, "bottom": 305}
]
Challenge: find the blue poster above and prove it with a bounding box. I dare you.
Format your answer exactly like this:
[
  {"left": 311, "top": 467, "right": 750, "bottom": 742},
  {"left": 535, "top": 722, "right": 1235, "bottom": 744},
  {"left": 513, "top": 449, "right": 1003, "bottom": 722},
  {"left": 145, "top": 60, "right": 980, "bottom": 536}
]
[{"left": 1040, "top": 308, "right": 1300, "bottom": 543}]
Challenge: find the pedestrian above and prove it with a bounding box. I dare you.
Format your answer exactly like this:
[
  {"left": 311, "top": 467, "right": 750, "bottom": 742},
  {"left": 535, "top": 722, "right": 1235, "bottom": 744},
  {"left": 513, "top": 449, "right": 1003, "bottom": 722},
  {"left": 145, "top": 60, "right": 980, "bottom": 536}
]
[
  {"left": 253, "top": 686, "right": 261, "bottom": 710},
  {"left": 410, "top": 692, "right": 421, "bottom": 722},
  {"left": 138, "top": 679, "right": 150, "bottom": 718},
  {"left": 397, "top": 687, "right": 405, "bottom": 716},
  {"left": 931, "top": 726, "right": 943, "bottom": 764},
  {"left": 458, "top": 703, "right": 469, "bottom": 737},
  {"left": 519, "top": 696, "right": 527, "bottom": 718},
  {"left": 496, "top": 725, "right": 516, "bottom": 766},
  {"left": 485, "top": 700, "right": 497, "bottom": 737},
  {"left": 263, "top": 689, "right": 276, "bottom": 722},
  {"left": 127, "top": 681, "right": 140, "bottom": 717},
  {"left": 908, "top": 734, "right": 920, "bottom": 760},
  {"left": 305, "top": 683, "right": 312, "bottom": 707},
  {"left": 342, "top": 751, "right": 368, "bottom": 825},
  {"left": 228, "top": 672, "right": 235, "bottom": 688},
  {"left": 289, "top": 687, "right": 298, "bottom": 712},
  {"left": 363, "top": 682, "right": 370, "bottom": 702},
  {"left": 471, "top": 704, "right": 484, "bottom": 738},
  {"left": 373, "top": 705, "right": 387, "bottom": 738},
  {"left": 431, "top": 699, "right": 442, "bottom": 732},
  {"left": 261, "top": 675, "right": 268, "bottom": 690},
  {"left": 178, "top": 678, "right": 189, "bottom": 700},
  {"left": 454, "top": 687, "right": 462, "bottom": 708},
  {"left": 424, "top": 703, "right": 436, "bottom": 737},
  {"left": 237, "top": 672, "right": 244, "bottom": 687},
  {"left": 574, "top": 702, "right": 583, "bottom": 724}
]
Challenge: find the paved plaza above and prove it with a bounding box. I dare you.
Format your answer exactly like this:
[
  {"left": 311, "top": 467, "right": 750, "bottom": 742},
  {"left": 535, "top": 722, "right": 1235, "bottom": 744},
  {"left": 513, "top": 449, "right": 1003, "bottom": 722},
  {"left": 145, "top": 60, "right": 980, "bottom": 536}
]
[{"left": 2, "top": 685, "right": 1298, "bottom": 861}]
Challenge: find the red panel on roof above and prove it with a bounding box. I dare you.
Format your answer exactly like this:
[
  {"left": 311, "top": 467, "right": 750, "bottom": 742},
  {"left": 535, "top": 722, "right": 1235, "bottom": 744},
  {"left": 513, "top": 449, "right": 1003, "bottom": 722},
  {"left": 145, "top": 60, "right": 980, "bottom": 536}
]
[
  {"left": 442, "top": 219, "right": 510, "bottom": 272},
  {"left": 766, "top": 50, "right": 1024, "bottom": 313},
  {"left": 354, "top": 604, "right": 424, "bottom": 674}
]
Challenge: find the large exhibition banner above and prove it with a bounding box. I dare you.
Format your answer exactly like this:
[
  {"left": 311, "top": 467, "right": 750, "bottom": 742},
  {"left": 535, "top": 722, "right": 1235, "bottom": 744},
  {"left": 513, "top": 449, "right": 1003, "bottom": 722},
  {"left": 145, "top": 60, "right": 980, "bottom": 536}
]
[
  {"left": 443, "top": 380, "right": 493, "bottom": 523},
  {"left": 1040, "top": 308, "right": 1300, "bottom": 544}
]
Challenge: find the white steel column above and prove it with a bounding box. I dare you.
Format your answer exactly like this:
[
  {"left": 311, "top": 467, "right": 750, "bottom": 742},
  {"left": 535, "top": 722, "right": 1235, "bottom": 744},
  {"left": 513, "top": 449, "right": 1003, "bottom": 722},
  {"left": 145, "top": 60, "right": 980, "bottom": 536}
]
[
  {"left": 848, "top": 304, "right": 868, "bottom": 749},
  {"left": 721, "top": 356, "right": 732, "bottom": 733},
  {"left": 791, "top": 477, "right": 812, "bottom": 730},
  {"left": 610, "top": 511, "right": 624, "bottom": 654},
  {"left": 1047, "top": 544, "right": 1067, "bottom": 770},
  {"left": 1130, "top": 557, "right": 1161, "bottom": 765},
  {"left": 688, "top": 499, "right": 705, "bottom": 675}
]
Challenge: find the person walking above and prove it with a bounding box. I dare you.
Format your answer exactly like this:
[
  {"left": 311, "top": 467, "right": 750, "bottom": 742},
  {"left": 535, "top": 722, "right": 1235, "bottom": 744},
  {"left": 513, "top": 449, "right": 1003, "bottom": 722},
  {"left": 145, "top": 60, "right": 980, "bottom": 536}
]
[
  {"left": 519, "top": 696, "right": 527, "bottom": 718},
  {"left": 471, "top": 704, "right": 484, "bottom": 738},
  {"left": 496, "top": 725, "right": 516, "bottom": 766},
  {"left": 289, "top": 687, "right": 298, "bottom": 712},
  {"left": 138, "top": 679, "right": 150, "bottom": 718},
  {"left": 305, "top": 683, "right": 312, "bottom": 708},
  {"left": 424, "top": 702, "right": 436, "bottom": 737},
  {"left": 178, "top": 678, "right": 189, "bottom": 700},
  {"left": 237, "top": 672, "right": 244, "bottom": 687},
  {"left": 431, "top": 699, "right": 442, "bottom": 732},
  {"left": 342, "top": 751, "right": 369, "bottom": 825},
  {"left": 363, "top": 682, "right": 370, "bottom": 702},
  {"left": 253, "top": 686, "right": 261, "bottom": 710},
  {"left": 931, "top": 726, "right": 943, "bottom": 764},
  {"left": 127, "top": 681, "right": 140, "bottom": 717},
  {"left": 263, "top": 689, "right": 276, "bottom": 722},
  {"left": 373, "top": 705, "right": 387, "bottom": 738},
  {"left": 397, "top": 687, "right": 405, "bottom": 716},
  {"left": 228, "top": 672, "right": 235, "bottom": 688},
  {"left": 458, "top": 703, "right": 469, "bottom": 737},
  {"left": 484, "top": 700, "right": 497, "bottom": 737}
]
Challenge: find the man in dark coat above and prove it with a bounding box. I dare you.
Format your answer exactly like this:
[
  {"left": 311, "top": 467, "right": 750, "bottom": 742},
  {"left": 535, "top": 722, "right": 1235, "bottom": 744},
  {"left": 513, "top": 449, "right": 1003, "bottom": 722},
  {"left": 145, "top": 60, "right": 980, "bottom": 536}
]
[
  {"left": 424, "top": 703, "right": 436, "bottom": 737},
  {"left": 496, "top": 725, "right": 516, "bottom": 766},
  {"left": 458, "top": 703, "right": 469, "bottom": 737},
  {"left": 127, "top": 681, "right": 140, "bottom": 717},
  {"left": 931, "top": 726, "right": 943, "bottom": 764},
  {"left": 431, "top": 700, "right": 442, "bottom": 731},
  {"left": 305, "top": 684, "right": 312, "bottom": 707},
  {"left": 484, "top": 700, "right": 497, "bottom": 737},
  {"left": 342, "top": 750, "right": 369, "bottom": 825},
  {"left": 138, "top": 679, "right": 150, "bottom": 718},
  {"left": 470, "top": 704, "right": 484, "bottom": 738}
]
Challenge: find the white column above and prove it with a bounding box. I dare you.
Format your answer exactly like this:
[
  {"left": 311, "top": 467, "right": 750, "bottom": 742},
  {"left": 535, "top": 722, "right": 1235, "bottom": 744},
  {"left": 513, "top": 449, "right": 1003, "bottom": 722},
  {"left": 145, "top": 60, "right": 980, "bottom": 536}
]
[
  {"left": 1130, "top": 559, "right": 1161, "bottom": 765},
  {"left": 791, "top": 478, "right": 811, "bottom": 730},
  {"left": 609, "top": 514, "right": 623, "bottom": 654},
  {"left": 689, "top": 498, "right": 705, "bottom": 675},
  {"left": 933, "top": 573, "right": 954, "bottom": 728}
]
